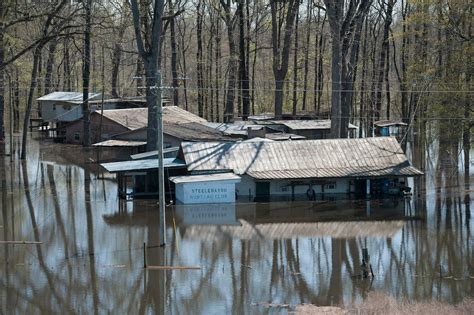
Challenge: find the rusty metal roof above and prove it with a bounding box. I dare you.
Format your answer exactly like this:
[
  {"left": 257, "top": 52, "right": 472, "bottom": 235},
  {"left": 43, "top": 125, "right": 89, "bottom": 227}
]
[
  {"left": 165, "top": 122, "right": 235, "bottom": 142},
  {"left": 99, "top": 106, "right": 207, "bottom": 131},
  {"left": 182, "top": 137, "right": 423, "bottom": 179}
]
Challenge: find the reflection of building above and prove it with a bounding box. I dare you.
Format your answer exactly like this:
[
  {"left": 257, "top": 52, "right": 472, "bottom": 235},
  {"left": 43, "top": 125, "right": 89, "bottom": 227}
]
[{"left": 179, "top": 137, "right": 423, "bottom": 201}]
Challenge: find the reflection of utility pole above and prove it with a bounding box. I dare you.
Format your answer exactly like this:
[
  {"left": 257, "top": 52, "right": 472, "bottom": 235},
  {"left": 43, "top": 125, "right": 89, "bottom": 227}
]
[{"left": 155, "top": 71, "right": 166, "bottom": 246}]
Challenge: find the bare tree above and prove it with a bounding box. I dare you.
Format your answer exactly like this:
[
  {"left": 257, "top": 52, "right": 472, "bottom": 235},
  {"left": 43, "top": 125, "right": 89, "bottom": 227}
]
[
  {"left": 130, "top": 0, "right": 165, "bottom": 150},
  {"left": 271, "top": 0, "right": 299, "bottom": 119}
]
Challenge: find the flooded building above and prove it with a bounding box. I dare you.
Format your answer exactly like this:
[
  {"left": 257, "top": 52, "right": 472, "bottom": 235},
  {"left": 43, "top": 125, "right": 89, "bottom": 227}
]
[
  {"left": 179, "top": 137, "right": 423, "bottom": 201},
  {"left": 374, "top": 120, "right": 408, "bottom": 139},
  {"left": 205, "top": 122, "right": 305, "bottom": 141},
  {"left": 59, "top": 106, "right": 232, "bottom": 146},
  {"left": 261, "top": 120, "right": 358, "bottom": 139},
  {"left": 37, "top": 91, "right": 102, "bottom": 122}
]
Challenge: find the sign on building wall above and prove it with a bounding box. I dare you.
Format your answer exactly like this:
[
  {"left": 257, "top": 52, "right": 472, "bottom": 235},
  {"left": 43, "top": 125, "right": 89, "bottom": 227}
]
[
  {"left": 176, "top": 182, "right": 237, "bottom": 204},
  {"left": 171, "top": 173, "right": 241, "bottom": 204}
]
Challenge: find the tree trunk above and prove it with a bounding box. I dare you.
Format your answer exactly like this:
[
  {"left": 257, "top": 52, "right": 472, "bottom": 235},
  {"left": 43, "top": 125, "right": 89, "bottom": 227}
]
[
  {"left": 374, "top": 0, "right": 394, "bottom": 121},
  {"left": 220, "top": 0, "right": 238, "bottom": 123},
  {"left": 359, "top": 20, "right": 369, "bottom": 137},
  {"left": 271, "top": 0, "right": 299, "bottom": 119},
  {"left": 44, "top": 39, "right": 57, "bottom": 95},
  {"left": 111, "top": 42, "right": 122, "bottom": 98},
  {"left": 130, "top": 0, "right": 164, "bottom": 151},
  {"left": 292, "top": 11, "right": 299, "bottom": 116},
  {"left": 196, "top": 0, "right": 204, "bottom": 117},
  {"left": 168, "top": 0, "right": 179, "bottom": 106},
  {"left": 21, "top": 48, "right": 41, "bottom": 159},
  {"left": 63, "top": 36, "right": 71, "bottom": 91},
  {"left": 238, "top": 0, "right": 249, "bottom": 120},
  {"left": 0, "top": 2, "right": 4, "bottom": 141},
  {"left": 82, "top": 0, "right": 92, "bottom": 147},
  {"left": 302, "top": 1, "right": 311, "bottom": 112}
]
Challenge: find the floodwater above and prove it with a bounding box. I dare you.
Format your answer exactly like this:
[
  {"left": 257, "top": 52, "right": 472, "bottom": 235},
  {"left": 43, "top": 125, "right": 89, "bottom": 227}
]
[{"left": 1, "top": 134, "right": 473, "bottom": 314}]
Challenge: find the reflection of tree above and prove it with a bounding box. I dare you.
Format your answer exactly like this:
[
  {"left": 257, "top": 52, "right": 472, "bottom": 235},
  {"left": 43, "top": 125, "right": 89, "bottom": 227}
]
[
  {"left": 21, "top": 160, "right": 69, "bottom": 311},
  {"left": 84, "top": 167, "right": 99, "bottom": 315}
]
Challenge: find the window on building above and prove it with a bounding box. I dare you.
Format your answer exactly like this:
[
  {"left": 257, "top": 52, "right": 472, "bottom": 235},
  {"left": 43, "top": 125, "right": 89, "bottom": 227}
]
[
  {"left": 325, "top": 182, "right": 336, "bottom": 190},
  {"left": 74, "top": 132, "right": 81, "bottom": 141}
]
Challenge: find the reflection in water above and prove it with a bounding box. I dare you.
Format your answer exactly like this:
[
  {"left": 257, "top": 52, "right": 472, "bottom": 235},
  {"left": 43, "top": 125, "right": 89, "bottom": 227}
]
[{"left": 0, "top": 135, "right": 473, "bottom": 314}]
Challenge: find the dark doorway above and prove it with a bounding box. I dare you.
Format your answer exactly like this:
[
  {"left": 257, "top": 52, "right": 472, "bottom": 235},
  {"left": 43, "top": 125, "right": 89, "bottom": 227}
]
[{"left": 255, "top": 181, "right": 270, "bottom": 201}]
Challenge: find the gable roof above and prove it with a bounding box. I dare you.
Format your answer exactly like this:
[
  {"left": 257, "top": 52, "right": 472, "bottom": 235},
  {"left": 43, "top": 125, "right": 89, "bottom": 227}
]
[
  {"left": 374, "top": 120, "right": 408, "bottom": 127},
  {"left": 97, "top": 106, "right": 207, "bottom": 131},
  {"left": 37, "top": 91, "right": 101, "bottom": 102},
  {"left": 181, "top": 137, "right": 423, "bottom": 179},
  {"left": 270, "top": 119, "right": 358, "bottom": 130}
]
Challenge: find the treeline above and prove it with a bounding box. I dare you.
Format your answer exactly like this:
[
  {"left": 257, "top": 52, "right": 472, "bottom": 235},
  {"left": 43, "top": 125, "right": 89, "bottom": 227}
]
[{"left": 0, "top": 0, "right": 471, "bottom": 147}]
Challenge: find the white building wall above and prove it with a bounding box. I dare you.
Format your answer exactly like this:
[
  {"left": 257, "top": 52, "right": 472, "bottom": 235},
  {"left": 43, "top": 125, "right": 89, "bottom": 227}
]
[
  {"left": 235, "top": 176, "right": 354, "bottom": 198},
  {"left": 236, "top": 175, "right": 256, "bottom": 197}
]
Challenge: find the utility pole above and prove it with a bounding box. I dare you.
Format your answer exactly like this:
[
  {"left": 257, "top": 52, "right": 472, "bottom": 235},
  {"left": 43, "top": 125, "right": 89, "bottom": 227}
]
[{"left": 156, "top": 71, "right": 166, "bottom": 246}]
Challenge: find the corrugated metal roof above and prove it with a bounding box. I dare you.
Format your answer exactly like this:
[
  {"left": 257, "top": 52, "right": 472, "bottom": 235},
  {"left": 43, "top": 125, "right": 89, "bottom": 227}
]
[
  {"left": 182, "top": 137, "right": 423, "bottom": 179},
  {"left": 92, "top": 140, "right": 147, "bottom": 147},
  {"left": 265, "top": 133, "right": 305, "bottom": 141},
  {"left": 170, "top": 173, "right": 241, "bottom": 184},
  {"left": 37, "top": 91, "right": 101, "bottom": 102},
  {"left": 271, "top": 120, "right": 358, "bottom": 130},
  {"left": 99, "top": 106, "right": 207, "bottom": 131},
  {"left": 205, "top": 122, "right": 254, "bottom": 136},
  {"left": 165, "top": 122, "right": 235, "bottom": 141},
  {"left": 101, "top": 157, "right": 186, "bottom": 173},
  {"left": 374, "top": 120, "right": 408, "bottom": 127},
  {"left": 130, "top": 147, "right": 180, "bottom": 159}
]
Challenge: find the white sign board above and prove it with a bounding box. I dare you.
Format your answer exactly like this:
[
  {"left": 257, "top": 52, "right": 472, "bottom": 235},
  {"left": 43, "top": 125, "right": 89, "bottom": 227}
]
[{"left": 175, "top": 182, "right": 237, "bottom": 204}]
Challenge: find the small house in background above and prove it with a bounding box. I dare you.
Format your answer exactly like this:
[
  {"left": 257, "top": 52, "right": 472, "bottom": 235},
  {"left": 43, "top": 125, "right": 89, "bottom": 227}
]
[
  {"left": 374, "top": 120, "right": 408, "bottom": 139},
  {"left": 37, "top": 92, "right": 102, "bottom": 122},
  {"left": 262, "top": 120, "right": 358, "bottom": 139},
  {"left": 179, "top": 137, "right": 422, "bottom": 202}
]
